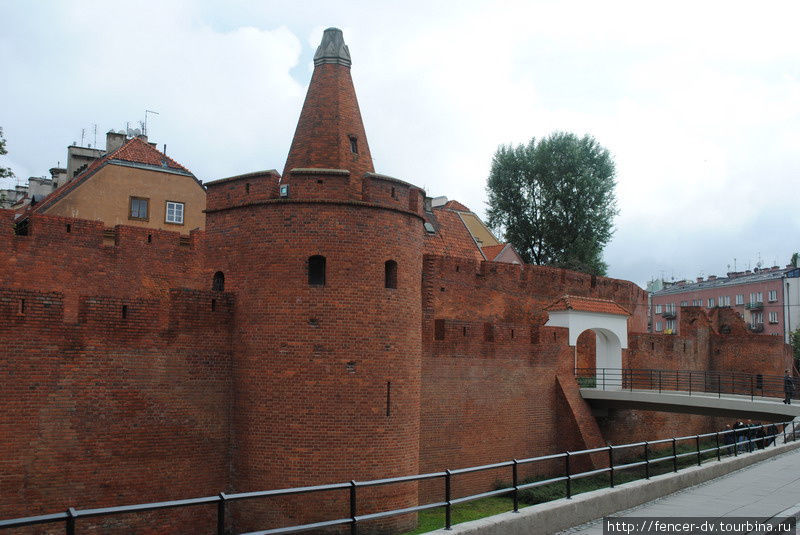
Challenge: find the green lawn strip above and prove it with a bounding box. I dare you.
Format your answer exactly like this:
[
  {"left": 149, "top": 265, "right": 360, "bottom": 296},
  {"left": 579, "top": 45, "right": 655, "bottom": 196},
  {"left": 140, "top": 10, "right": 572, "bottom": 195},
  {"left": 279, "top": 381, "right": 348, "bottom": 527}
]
[
  {"left": 400, "top": 439, "right": 745, "bottom": 534},
  {"left": 400, "top": 496, "right": 514, "bottom": 535}
]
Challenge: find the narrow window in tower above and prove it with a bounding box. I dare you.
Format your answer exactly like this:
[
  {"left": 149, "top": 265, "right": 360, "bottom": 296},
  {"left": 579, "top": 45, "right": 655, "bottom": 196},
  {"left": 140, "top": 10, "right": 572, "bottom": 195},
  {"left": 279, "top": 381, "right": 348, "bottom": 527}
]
[
  {"left": 211, "top": 298, "right": 216, "bottom": 312},
  {"left": 122, "top": 305, "right": 128, "bottom": 319},
  {"left": 19, "top": 298, "right": 26, "bottom": 315},
  {"left": 308, "top": 255, "right": 326, "bottom": 286},
  {"left": 212, "top": 271, "right": 225, "bottom": 292},
  {"left": 386, "top": 381, "right": 391, "bottom": 417},
  {"left": 434, "top": 319, "right": 445, "bottom": 340},
  {"left": 385, "top": 260, "right": 398, "bottom": 289},
  {"left": 349, "top": 135, "right": 358, "bottom": 154}
]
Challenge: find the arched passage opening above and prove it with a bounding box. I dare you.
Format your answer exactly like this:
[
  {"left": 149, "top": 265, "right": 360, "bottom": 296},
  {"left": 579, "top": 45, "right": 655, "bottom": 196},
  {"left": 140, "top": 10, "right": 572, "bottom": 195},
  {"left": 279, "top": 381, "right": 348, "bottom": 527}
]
[{"left": 544, "top": 296, "right": 629, "bottom": 390}]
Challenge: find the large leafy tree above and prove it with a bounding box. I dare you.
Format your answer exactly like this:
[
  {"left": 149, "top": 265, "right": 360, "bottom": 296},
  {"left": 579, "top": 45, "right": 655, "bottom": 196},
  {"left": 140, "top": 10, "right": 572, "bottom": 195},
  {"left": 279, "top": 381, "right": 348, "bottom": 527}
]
[{"left": 486, "top": 132, "right": 617, "bottom": 276}]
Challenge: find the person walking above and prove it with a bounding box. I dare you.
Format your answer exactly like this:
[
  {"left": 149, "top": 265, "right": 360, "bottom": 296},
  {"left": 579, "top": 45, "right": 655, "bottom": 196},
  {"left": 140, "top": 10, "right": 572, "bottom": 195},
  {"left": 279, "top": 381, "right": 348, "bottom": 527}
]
[{"left": 784, "top": 370, "right": 795, "bottom": 405}]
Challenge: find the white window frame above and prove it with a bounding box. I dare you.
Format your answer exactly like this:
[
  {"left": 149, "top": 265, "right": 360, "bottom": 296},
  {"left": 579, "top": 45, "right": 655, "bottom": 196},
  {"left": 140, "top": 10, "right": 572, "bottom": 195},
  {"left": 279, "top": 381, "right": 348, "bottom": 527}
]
[
  {"left": 655, "top": 321, "right": 663, "bottom": 332},
  {"left": 666, "top": 319, "right": 675, "bottom": 331},
  {"left": 769, "top": 311, "right": 779, "bottom": 324},
  {"left": 768, "top": 290, "right": 777, "bottom": 302},
  {"left": 655, "top": 304, "right": 662, "bottom": 314},
  {"left": 736, "top": 294, "right": 744, "bottom": 305},
  {"left": 707, "top": 298, "right": 714, "bottom": 308},
  {"left": 757, "top": 292, "right": 763, "bottom": 302},
  {"left": 165, "top": 201, "right": 185, "bottom": 225}
]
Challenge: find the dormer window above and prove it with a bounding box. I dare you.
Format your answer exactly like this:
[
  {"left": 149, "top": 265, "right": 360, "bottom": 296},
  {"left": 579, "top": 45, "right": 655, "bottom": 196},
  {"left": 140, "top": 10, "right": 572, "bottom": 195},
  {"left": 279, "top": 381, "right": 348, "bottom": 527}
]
[{"left": 349, "top": 135, "right": 358, "bottom": 154}]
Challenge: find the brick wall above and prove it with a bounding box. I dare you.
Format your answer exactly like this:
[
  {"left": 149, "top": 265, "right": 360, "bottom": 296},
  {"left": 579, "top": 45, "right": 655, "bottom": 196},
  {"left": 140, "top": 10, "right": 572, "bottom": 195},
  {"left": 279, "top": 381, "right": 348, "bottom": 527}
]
[{"left": 0, "top": 288, "right": 233, "bottom": 533}]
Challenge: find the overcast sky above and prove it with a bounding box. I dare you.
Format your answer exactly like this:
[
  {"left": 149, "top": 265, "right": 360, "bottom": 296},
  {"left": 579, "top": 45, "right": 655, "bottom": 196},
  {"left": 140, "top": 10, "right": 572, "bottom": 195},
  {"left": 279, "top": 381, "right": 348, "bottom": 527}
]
[{"left": 1, "top": 1, "right": 798, "bottom": 288}]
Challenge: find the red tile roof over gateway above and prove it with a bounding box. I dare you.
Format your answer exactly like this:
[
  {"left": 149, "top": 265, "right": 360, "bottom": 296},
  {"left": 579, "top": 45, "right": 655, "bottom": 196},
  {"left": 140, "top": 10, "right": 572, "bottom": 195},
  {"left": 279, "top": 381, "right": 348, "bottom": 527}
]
[{"left": 545, "top": 295, "right": 630, "bottom": 316}]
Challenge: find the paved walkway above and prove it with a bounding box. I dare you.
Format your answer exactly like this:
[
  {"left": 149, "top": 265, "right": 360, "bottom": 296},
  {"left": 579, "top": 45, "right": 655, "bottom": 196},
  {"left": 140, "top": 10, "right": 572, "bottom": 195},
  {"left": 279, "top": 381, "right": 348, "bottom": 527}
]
[{"left": 557, "top": 447, "right": 800, "bottom": 534}]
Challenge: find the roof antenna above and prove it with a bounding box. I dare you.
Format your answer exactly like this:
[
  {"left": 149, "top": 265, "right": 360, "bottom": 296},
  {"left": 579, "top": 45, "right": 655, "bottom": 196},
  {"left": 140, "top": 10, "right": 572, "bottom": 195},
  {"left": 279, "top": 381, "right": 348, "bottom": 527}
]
[{"left": 144, "top": 110, "right": 159, "bottom": 137}]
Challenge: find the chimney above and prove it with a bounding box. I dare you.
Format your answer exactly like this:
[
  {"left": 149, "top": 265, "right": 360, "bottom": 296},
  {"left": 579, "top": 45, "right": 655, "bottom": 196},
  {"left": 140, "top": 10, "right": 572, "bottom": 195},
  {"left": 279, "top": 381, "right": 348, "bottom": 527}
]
[
  {"left": 708, "top": 275, "right": 717, "bottom": 281},
  {"left": 697, "top": 277, "right": 703, "bottom": 283},
  {"left": 106, "top": 131, "right": 125, "bottom": 153}
]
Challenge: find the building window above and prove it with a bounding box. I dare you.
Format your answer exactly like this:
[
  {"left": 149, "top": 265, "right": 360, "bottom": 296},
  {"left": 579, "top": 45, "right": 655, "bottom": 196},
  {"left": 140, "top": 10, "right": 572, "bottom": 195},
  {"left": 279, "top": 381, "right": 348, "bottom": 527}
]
[
  {"left": 769, "top": 311, "right": 779, "bottom": 324},
  {"left": 736, "top": 294, "right": 744, "bottom": 305},
  {"left": 308, "top": 255, "right": 326, "bottom": 286},
  {"left": 757, "top": 292, "right": 763, "bottom": 302},
  {"left": 434, "top": 319, "right": 445, "bottom": 340},
  {"left": 129, "top": 197, "right": 149, "bottom": 220},
  {"left": 165, "top": 201, "right": 184, "bottom": 224},
  {"left": 680, "top": 301, "right": 688, "bottom": 307},
  {"left": 666, "top": 319, "right": 675, "bottom": 331},
  {"left": 707, "top": 298, "right": 714, "bottom": 308},
  {"left": 722, "top": 295, "right": 730, "bottom": 306},
  {"left": 768, "top": 290, "right": 777, "bottom": 302},
  {"left": 753, "top": 311, "right": 764, "bottom": 324},
  {"left": 212, "top": 271, "right": 225, "bottom": 292},
  {"left": 349, "top": 135, "right": 358, "bottom": 154},
  {"left": 655, "top": 304, "right": 662, "bottom": 314},
  {"left": 384, "top": 260, "right": 398, "bottom": 289},
  {"left": 655, "top": 321, "right": 663, "bottom": 332}
]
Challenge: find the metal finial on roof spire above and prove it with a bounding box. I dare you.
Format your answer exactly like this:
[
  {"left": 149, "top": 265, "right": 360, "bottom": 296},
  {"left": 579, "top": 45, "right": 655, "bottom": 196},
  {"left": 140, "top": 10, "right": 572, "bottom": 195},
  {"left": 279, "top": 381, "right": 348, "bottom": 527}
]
[{"left": 313, "top": 27, "right": 352, "bottom": 67}]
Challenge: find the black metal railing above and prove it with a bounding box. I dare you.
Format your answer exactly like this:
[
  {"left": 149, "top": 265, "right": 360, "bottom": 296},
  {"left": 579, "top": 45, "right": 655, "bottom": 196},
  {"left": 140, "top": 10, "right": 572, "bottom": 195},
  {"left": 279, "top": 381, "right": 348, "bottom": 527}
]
[
  {"left": 576, "top": 367, "right": 798, "bottom": 403},
  {"left": 1, "top": 421, "right": 796, "bottom": 534}
]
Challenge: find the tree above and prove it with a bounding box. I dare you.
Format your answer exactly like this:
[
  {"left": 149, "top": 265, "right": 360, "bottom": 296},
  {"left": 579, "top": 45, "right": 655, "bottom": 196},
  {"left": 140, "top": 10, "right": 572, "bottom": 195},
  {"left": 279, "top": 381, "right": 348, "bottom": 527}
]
[
  {"left": 790, "top": 328, "right": 800, "bottom": 371},
  {"left": 0, "top": 127, "right": 14, "bottom": 181},
  {"left": 486, "top": 132, "right": 617, "bottom": 276}
]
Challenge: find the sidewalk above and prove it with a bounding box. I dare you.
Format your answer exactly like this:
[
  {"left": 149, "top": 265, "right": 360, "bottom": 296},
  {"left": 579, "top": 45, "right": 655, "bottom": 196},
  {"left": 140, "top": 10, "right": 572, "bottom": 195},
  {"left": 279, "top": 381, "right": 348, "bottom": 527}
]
[{"left": 557, "top": 447, "right": 800, "bottom": 534}]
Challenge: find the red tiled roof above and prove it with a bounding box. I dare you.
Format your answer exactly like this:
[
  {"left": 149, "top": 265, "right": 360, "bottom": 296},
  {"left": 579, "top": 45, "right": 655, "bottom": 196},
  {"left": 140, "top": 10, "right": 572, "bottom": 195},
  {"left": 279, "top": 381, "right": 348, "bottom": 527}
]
[
  {"left": 444, "top": 200, "right": 471, "bottom": 212},
  {"left": 424, "top": 207, "right": 484, "bottom": 261},
  {"left": 33, "top": 137, "right": 194, "bottom": 214},
  {"left": 481, "top": 243, "right": 507, "bottom": 261},
  {"left": 545, "top": 295, "right": 630, "bottom": 316}
]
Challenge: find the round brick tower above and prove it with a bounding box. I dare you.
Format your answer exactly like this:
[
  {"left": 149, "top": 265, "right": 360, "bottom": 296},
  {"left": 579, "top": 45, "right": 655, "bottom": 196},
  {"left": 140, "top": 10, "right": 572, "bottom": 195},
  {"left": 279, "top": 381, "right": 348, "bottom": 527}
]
[{"left": 205, "top": 28, "right": 424, "bottom": 533}]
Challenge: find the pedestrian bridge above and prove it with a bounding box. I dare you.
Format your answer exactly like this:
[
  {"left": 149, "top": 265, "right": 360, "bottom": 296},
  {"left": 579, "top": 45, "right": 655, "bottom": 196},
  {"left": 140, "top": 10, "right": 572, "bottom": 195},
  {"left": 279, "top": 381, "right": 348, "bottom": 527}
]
[{"left": 578, "top": 368, "right": 800, "bottom": 421}]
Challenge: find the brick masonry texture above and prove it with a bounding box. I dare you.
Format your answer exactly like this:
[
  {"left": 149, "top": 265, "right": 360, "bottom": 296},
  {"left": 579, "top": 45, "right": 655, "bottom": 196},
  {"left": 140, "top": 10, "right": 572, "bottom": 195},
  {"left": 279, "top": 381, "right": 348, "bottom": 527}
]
[{"left": 0, "top": 200, "right": 791, "bottom": 534}]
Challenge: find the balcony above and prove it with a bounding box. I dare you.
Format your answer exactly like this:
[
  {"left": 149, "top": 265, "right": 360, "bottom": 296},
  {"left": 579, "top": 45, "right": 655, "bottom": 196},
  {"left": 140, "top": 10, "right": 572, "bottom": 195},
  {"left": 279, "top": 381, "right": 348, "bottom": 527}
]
[
  {"left": 661, "top": 310, "right": 676, "bottom": 319},
  {"left": 749, "top": 323, "right": 764, "bottom": 333},
  {"left": 745, "top": 301, "right": 764, "bottom": 311}
]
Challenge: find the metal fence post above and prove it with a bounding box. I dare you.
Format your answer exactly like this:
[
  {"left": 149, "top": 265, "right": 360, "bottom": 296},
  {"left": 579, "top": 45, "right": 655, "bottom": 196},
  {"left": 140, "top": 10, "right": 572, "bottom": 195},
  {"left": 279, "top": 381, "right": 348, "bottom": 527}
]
[
  {"left": 66, "top": 508, "right": 77, "bottom": 535},
  {"left": 644, "top": 442, "right": 650, "bottom": 480},
  {"left": 696, "top": 435, "right": 701, "bottom": 466},
  {"left": 715, "top": 432, "right": 720, "bottom": 461},
  {"left": 445, "top": 470, "right": 452, "bottom": 530},
  {"left": 217, "top": 493, "right": 227, "bottom": 535},
  {"left": 658, "top": 371, "right": 662, "bottom": 393},
  {"left": 718, "top": 374, "right": 721, "bottom": 398},
  {"left": 672, "top": 438, "right": 677, "bottom": 472},
  {"left": 603, "top": 368, "right": 606, "bottom": 390},
  {"left": 512, "top": 460, "right": 519, "bottom": 512},
  {"left": 350, "top": 481, "right": 357, "bottom": 535},
  {"left": 565, "top": 452, "right": 571, "bottom": 499},
  {"left": 750, "top": 376, "right": 754, "bottom": 402},
  {"left": 608, "top": 446, "right": 615, "bottom": 488}
]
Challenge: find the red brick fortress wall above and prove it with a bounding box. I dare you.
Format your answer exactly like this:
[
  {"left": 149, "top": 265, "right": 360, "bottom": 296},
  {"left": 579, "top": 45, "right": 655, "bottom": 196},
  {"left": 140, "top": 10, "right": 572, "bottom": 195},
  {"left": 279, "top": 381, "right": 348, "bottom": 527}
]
[
  {"left": 0, "top": 288, "right": 233, "bottom": 533},
  {"left": 419, "top": 255, "right": 648, "bottom": 500}
]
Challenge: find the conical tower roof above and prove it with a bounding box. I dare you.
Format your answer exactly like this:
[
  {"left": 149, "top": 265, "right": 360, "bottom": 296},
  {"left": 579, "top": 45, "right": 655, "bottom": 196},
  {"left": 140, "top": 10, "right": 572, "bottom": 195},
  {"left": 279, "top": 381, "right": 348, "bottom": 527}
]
[{"left": 283, "top": 28, "right": 374, "bottom": 178}]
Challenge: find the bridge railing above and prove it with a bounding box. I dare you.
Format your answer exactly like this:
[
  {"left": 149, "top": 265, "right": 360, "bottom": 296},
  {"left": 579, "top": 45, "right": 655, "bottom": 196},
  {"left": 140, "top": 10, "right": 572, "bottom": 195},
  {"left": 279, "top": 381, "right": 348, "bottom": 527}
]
[
  {"left": 576, "top": 367, "right": 797, "bottom": 402},
  {"left": 1, "top": 421, "right": 796, "bottom": 534}
]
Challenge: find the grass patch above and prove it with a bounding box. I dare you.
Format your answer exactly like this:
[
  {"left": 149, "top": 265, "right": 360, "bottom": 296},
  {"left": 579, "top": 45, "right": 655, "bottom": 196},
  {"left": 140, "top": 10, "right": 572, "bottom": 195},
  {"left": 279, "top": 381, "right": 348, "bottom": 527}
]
[
  {"left": 401, "top": 438, "right": 740, "bottom": 534},
  {"left": 399, "top": 497, "right": 513, "bottom": 535}
]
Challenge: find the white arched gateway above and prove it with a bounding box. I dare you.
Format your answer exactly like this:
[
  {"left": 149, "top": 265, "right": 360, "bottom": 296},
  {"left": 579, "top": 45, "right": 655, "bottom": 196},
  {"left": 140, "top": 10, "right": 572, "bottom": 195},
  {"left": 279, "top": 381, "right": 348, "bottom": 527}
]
[{"left": 544, "top": 295, "right": 630, "bottom": 389}]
